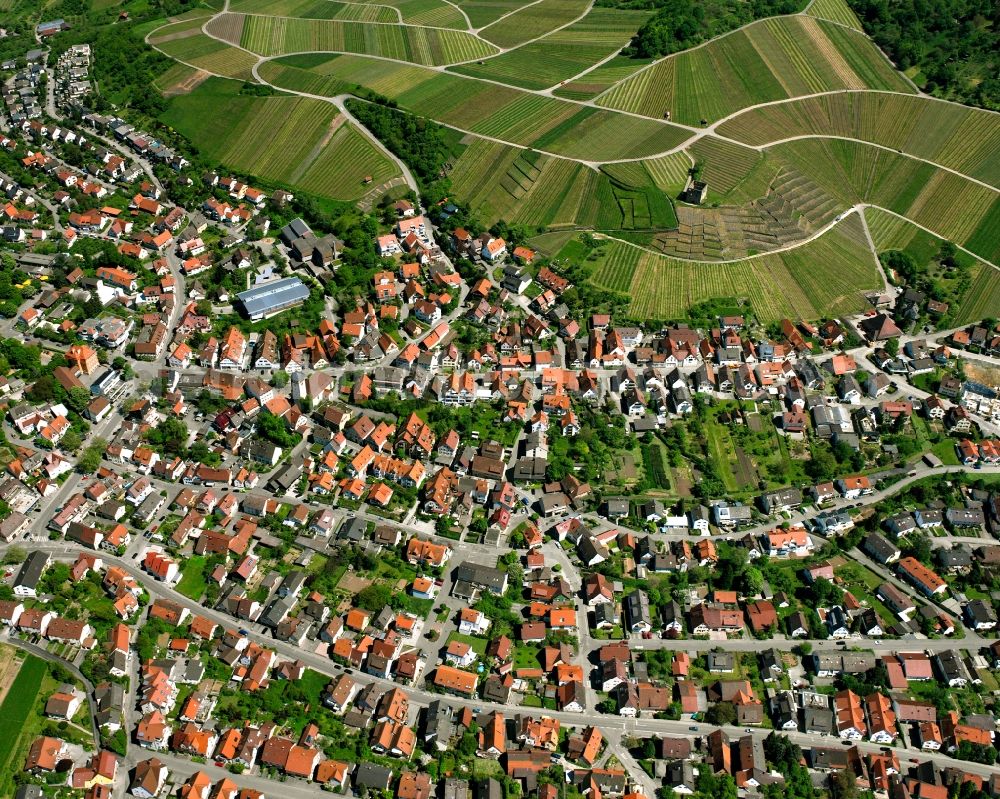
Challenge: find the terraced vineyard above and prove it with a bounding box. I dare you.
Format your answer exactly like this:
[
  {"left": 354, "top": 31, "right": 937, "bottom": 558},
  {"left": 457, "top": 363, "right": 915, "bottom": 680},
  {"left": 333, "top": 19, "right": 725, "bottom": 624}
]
[
  {"left": 149, "top": 0, "right": 999, "bottom": 324},
  {"left": 590, "top": 211, "right": 881, "bottom": 321},
  {"left": 161, "top": 77, "right": 400, "bottom": 201},
  {"left": 450, "top": 8, "right": 651, "bottom": 90},
  {"left": 595, "top": 16, "right": 914, "bottom": 125},
  {"left": 230, "top": 12, "right": 498, "bottom": 64},
  {"left": 769, "top": 139, "right": 1000, "bottom": 264},
  {"left": 716, "top": 92, "right": 1000, "bottom": 189}
]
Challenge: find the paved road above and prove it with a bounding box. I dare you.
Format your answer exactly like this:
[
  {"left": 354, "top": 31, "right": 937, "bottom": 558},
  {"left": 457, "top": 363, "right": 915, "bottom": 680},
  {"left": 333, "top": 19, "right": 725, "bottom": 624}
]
[{"left": 13, "top": 539, "right": 1000, "bottom": 768}]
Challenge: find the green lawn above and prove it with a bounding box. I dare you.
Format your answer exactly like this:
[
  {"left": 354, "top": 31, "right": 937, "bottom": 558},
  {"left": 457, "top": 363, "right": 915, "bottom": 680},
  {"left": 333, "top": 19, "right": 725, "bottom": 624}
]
[
  {"left": 175, "top": 556, "right": 209, "bottom": 600},
  {"left": 447, "top": 632, "right": 488, "bottom": 657},
  {"left": 931, "top": 439, "right": 961, "bottom": 466},
  {"left": 513, "top": 643, "right": 542, "bottom": 670},
  {"left": 0, "top": 654, "right": 46, "bottom": 774}
]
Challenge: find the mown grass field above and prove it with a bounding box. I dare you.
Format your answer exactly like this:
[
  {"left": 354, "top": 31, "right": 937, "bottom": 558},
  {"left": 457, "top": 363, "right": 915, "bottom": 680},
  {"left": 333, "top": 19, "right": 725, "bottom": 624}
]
[
  {"left": 450, "top": 8, "right": 651, "bottom": 90},
  {"left": 162, "top": 77, "right": 399, "bottom": 201},
  {"left": 770, "top": 138, "right": 1000, "bottom": 264},
  {"left": 262, "top": 56, "right": 691, "bottom": 160},
  {"left": 716, "top": 91, "right": 1000, "bottom": 189},
  {"left": 866, "top": 207, "right": 1000, "bottom": 326},
  {"left": 478, "top": 0, "right": 590, "bottom": 49},
  {"left": 153, "top": 62, "right": 206, "bottom": 95},
  {"left": 596, "top": 16, "right": 913, "bottom": 125},
  {"left": 235, "top": 12, "right": 497, "bottom": 64},
  {"left": 588, "top": 211, "right": 881, "bottom": 321}
]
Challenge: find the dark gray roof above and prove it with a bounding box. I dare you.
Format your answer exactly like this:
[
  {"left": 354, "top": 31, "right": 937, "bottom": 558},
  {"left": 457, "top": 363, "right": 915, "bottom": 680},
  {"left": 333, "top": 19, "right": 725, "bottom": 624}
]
[
  {"left": 14, "top": 551, "right": 48, "bottom": 590},
  {"left": 354, "top": 762, "right": 392, "bottom": 789}
]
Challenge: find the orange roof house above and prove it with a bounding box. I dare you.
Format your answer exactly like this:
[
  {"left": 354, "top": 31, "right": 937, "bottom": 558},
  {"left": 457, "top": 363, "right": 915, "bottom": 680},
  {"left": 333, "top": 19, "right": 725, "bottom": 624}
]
[
  {"left": 345, "top": 609, "right": 370, "bottom": 632},
  {"left": 548, "top": 607, "right": 576, "bottom": 629},
  {"left": 433, "top": 665, "right": 477, "bottom": 696}
]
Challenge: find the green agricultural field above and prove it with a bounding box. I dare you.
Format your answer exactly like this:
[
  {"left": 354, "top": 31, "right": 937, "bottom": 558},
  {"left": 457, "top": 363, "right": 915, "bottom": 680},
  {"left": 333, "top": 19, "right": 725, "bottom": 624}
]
[
  {"left": 146, "top": 13, "right": 215, "bottom": 42},
  {"left": 687, "top": 137, "right": 764, "bottom": 197},
  {"left": 805, "top": 0, "right": 863, "bottom": 29},
  {"left": 452, "top": 0, "right": 531, "bottom": 28},
  {"left": 227, "top": 0, "right": 399, "bottom": 23},
  {"left": 641, "top": 442, "right": 671, "bottom": 490},
  {"left": 295, "top": 122, "right": 401, "bottom": 199},
  {"left": 369, "top": 0, "right": 471, "bottom": 28},
  {"left": 589, "top": 242, "right": 641, "bottom": 294},
  {"left": 155, "top": 30, "right": 259, "bottom": 81},
  {"left": 589, "top": 211, "right": 881, "bottom": 321},
  {"left": 235, "top": 12, "right": 497, "bottom": 64},
  {"left": 642, "top": 151, "right": 694, "bottom": 194},
  {"left": 262, "top": 54, "right": 433, "bottom": 97},
  {"left": 716, "top": 92, "right": 1000, "bottom": 189},
  {"left": 261, "top": 55, "right": 690, "bottom": 161},
  {"left": 0, "top": 653, "right": 45, "bottom": 777},
  {"left": 153, "top": 62, "right": 206, "bottom": 95},
  {"left": 553, "top": 55, "right": 654, "bottom": 101},
  {"left": 447, "top": 139, "right": 601, "bottom": 228},
  {"left": 451, "top": 8, "right": 651, "bottom": 91},
  {"left": 595, "top": 16, "right": 913, "bottom": 125},
  {"left": 478, "top": 0, "right": 590, "bottom": 49},
  {"left": 162, "top": 78, "right": 400, "bottom": 201},
  {"left": 599, "top": 162, "right": 679, "bottom": 230}
]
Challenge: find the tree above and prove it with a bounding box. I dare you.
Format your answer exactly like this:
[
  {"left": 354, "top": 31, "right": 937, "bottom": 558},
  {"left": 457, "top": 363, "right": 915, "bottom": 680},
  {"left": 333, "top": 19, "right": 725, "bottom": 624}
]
[
  {"left": 357, "top": 583, "right": 392, "bottom": 612},
  {"left": 256, "top": 412, "right": 296, "bottom": 448},
  {"left": 829, "top": 767, "right": 858, "bottom": 799},
  {"left": 64, "top": 386, "right": 91, "bottom": 414},
  {"left": 743, "top": 566, "right": 764, "bottom": 596},
  {"left": 705, "top": 701, "right": 737, "bottom": 725},
  {"left": 78, "top": 439, "right": 106, "bottom": 473},
  {"left": 145, "top": 417, "right": 189, "bottom": 456},
  {"left": 60, "top": 429, "right": 82, "bottom": 453},
  {"left": 458, "top": 730, "right": 478, "bottom": 756}
]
